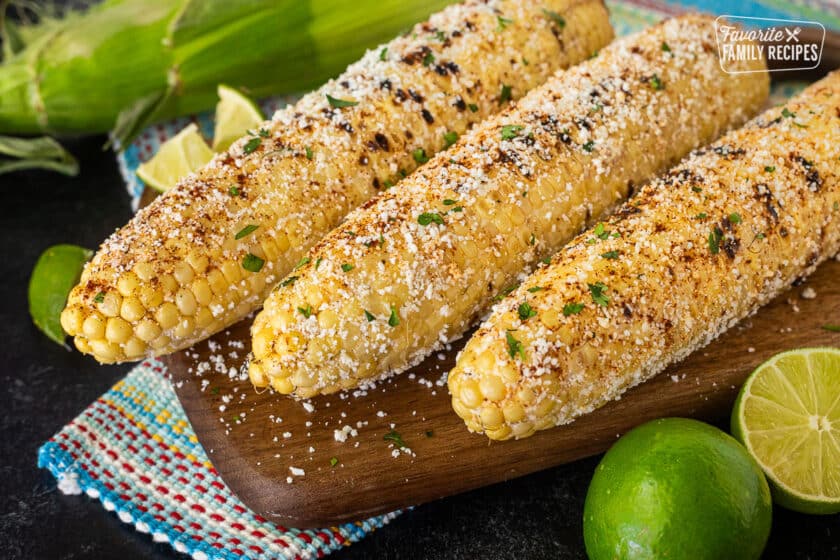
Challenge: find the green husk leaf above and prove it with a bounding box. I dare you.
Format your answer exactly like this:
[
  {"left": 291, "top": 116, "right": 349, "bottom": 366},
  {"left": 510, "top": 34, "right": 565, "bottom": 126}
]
[
  {"left": 0, "top": 134, "right": 78, "bottom": 175},
  {"left": 28, "top": 244, "right": 93, "bottom": 346},
  {"left": 1, "top": 13, "right": 25, "bottom": 60},
  {"left": 109, "top": 86, "right": 175, "bottom": 150}
]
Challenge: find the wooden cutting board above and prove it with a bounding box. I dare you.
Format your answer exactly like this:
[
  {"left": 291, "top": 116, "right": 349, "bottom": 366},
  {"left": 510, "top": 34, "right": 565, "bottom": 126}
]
[
  {"left": 163, "top": 254, "right": 840, "bottom": 529},
  {"left": 160, "top": 38, "right": 840, "bottom": 527}
]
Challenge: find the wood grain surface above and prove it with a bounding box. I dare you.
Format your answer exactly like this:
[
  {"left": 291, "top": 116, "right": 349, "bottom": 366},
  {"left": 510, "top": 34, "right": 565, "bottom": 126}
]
[
  {"left": 160, "top": 44, "right": 840, "bottom": 528},
  {"left": 163, "top": 258, "right": 840, "bottom": 528}
]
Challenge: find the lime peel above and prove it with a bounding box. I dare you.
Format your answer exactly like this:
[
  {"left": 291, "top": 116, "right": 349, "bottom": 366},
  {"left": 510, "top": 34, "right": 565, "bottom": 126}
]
[
  {"left": 136, "top": 123, "right": 213, "bottom": 193},
  {"left": 212, "top": 84, "right": 265, "bottom": 152},
  {"left": 29, "top": 244, "right": 92, "bottom": 346}
]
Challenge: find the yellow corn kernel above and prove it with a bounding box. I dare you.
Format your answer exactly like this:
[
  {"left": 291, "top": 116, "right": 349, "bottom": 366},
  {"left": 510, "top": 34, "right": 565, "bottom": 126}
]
[
  {"left": 117, "top": 272, "right": 140, "bottom": 297},
  {"left": 479, "top": 374, "right": 506, "bottom": 402},
  {"left": 133, "top": 262, "right": 154, "bottom": 282},
  {"left": 82, "top": 313, "right": 106, "bottom": 339},
  {"left": 155, "top": 302, "right": 180, "bottom": 330},
  {"left": 174, "top": 317, "right": 195, "bottom": 339},
  {"left": 136, "top": 319, "right": 162, "bottom": 343},
  {"left": 60, "top": 307, "right": 83, "bottom": 335},
  {"left": 105, "top": 317, "right": 133, "bottom": 344},
  {"left": 123, "top": 337, "right": 147, "bottom": 359},
  {"left": 173, "top": 262, "right": 195, "bottom": 285},
  {"left": 270, "top": 375, "right": 294, "bottom": 394},
  {"left": 191, "top": 279, "right": 212, "bottom": 306},
  {"left": 97, "top": 292, "right": 122, "bottom": 318},
  {"left": 138, "top": 286, "right": 164, "bottom": 309},
  {"left": 175, "top": 288, "right": 197, "bottom": 316},
  {"left": 120, "top": 297, "right": 146, "bottom": 323}
]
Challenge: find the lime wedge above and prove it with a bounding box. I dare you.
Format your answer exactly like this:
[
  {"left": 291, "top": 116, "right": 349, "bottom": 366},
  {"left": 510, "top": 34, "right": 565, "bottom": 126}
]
[
  {"left": 136, "top": 123, "right": 213, "bottom": 192},
  {"left": 29, "top": 244, "right": 92, "bottom": 346},
  {"left": 732, "top": 347, "right": 840, "bottom": 514},
  {"left": 212, "top": 84, "right": 265, "bottom": 152}
]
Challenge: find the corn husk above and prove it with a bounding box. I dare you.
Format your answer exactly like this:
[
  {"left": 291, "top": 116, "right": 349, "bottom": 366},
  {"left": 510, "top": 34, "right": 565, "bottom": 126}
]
[{"left": 0, "top": 0, "right": 452, "bottom": 145}]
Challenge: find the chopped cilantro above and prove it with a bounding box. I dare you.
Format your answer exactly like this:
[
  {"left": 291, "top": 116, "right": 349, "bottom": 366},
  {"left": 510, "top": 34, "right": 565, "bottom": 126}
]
[
  {"left": 326, "top": 94, "right": 358, "bottom": 108},
  {"left": 384, "top": 429, "right": 407, "bottom": 448},
  {"left": 506, "top": 330, "right": 525, "bottom": 360},
  {"left": 518, "top": 301, "right": 537, "bottom": 321},
  {"left": 493, "top": 283, "right": 519, "bottom": 301},
  {"left": 228, "top": 186, "right": 240, "bottom": 196},
  {"left": 695, "top": 212, "right": 708, "bottom": 220},
  {"left": 330, "top": 457, "right": 339, "bottom": 467},
  {"left": 243, "top": 137, "right": 261, "bottom": 154},
  {"left": 527, "top": 286, "right": 544, "bottom": 293},
  {"left": 563, "top": 302, "right": 585, "bottom": 316},
  {"left": 691, "top": 186, "right": 703, "bottom": 193},
  {"left": 423, "top": 51, "right": 435, "bottom": 67},
  {"left": 280, "top": 275, "right": 298, "bottom": 287},
  {"left": 540, "top": 256, "right": 551, "bottom": 265},
  {"left": 822, "top": 325, "right": 840, "bottom": 332},
  {"left": 242, "top": 253, "right": 265, "bottom": 272},
  {"left": 443, "top": 131, "right": 459, "bottom": 148},
  {"left": 295, "top": 257, "right": 310, "bottom": 270},
  {"left": 341, "top": 263, "right": 354, "bottom": 272},
  {"left": 413, "top": 148, "right": 429, "bottom": 163},
  {"left": 499, "top": 84, "right": 512, "bottom": 105},
  {"left": 298, "top": 305, "right": 312, "bottom": 318},
  {"left": 315, "top": 257, "right": 323, "bottom": 269},
  {"left": 649, "top": 74, "right": 664, "bottom": 90},
  {"left": 468, "top": 103, "right": 479, "bottom": 113},
  {"left": 379, "top": 47, "right": 388, "bottom": 61},
  {"left": 305, "top": 146, "right": 313, "bottom": 160},
  {"left": 501, "top": 124, "right": 525, "bottom": 140},
  {"left": 388, "top": 305, "right": 400, "bottom": 327},
  {"left": 781, "top": 107, "right": 795, "bottom": 118},
  {"left": 729, "top": 212, "right": 742, "bottom": 224},
  {"left": 764, "top": 165, "right": 775, "bottom": 173},
  {"left": 443, "top": 199, "right": 458, "bottom": 206},
  {"left": 364, "top": 310, "right": 376, "bottom": 322},
  {"left": 708, "top": 227, "right": 723, "bottom": 255},
  {"left": 235, "top": 224, "right": 259, "bottom": 240},
  {"left": 661, "top": 41, "right": 671, "bottom": 52},
  {"left": 588, "top": 282, "right": 609, "bottom": 306},
  {"left": 543, "top": 8, "right": 566, "bottom": 28},
  {"left": 93, "top": 292, "right": 106, "bottom": 304},
  {"left": 418, "top": 212, "right": 445, "bottom": 226},
  {"left": 497, "top": 15, "right": 513, "bottom": 30},
  {"left": 582, "top": 140, "right": 595, "bottom": 152},
  {"left": 601, "top": 250, "right": 619, "bottom": 260}
]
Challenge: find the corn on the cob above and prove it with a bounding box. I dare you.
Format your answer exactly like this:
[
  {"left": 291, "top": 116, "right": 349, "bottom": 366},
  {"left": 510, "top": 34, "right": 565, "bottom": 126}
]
[
  {"left": 61, "top": 0, "right": 615, "bottom": 363},
  {"left": 449, "top": 71, "right": 840, "bottom": 440},
  {"left": 250, "top": 14, "right": 769, "bottom": 398}
]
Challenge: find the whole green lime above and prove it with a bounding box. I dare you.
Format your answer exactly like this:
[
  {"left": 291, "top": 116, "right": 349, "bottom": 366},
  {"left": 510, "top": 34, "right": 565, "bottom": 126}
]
[{"left": 583, "top": 418, "right": 772, "bottom": 560}]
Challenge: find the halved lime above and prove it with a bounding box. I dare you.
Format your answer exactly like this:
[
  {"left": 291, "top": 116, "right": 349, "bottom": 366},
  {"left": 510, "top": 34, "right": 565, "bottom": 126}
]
[
  {"left": 732, "top": 347, "right": 840, "bottom": 514},
  {"left": 136, "top": 123, "right": 213, "bottom": 192},
  {"left": 212, "top": 84, "right": 265, "bottom": 152}
]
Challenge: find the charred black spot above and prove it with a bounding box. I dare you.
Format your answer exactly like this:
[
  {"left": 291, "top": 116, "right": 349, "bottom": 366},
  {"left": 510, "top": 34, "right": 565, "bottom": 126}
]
[
  {"left": 444, "top": 61, "right": 460, "bottom": 74},
  {"left": 395, "top": 89, "right": 408, "bottom": 102},
  {"left": 794, "top": 155, "right": 822, "bottom": 191},
  {"left": 454, "top": 97, "right": 467, "bottom": 111},
  {"left": 405, "top": 130, "right": 414, "bottom": 140},
  {"left": 372, "top": 178, "right": 380, "bottom": 189},
  {"left": 374, "top": 133, "right": 390, "bottom": 151},
  {"left": 379, "top": 79, "right": 392, "bottom": 91},
  {"left": 402, "top": 46, "right": 431, "bottom": 65},
  {"left": 452, "top": 29, "right": 462, "bottom": 37},
  {"left": 792, "top": 276, "right": 806, "bottom": 287},
  {"left": 421, "top": 109, "right": 434, "bottom": 124},
  {"left": 807, "top": 252, "right": 819, "bottom": 266},
  {"left": 409, "top": 89, "right": 424, "bottom": 103},
  {"left": 623, "top": 304, "right": 633, "bottom": 318},
  {"left": 358, "top": 155, "right": 369, "bottom": 166},
  {"left": 559, "top": 130, "right": 572, "bottom": 144},
  {"left": 340, "top": 80, "right": 350, "bottom": 89},
  {"left": 464, "top": 20, "right": 475, "bottom": 31},
  {"left": 627, "top": 180, "right": 635, "bottom": 198},
  {"left": 340, "top": 122, "right": 354, "bottom": 134},
  {"left": 434, "top": 64, "right": 448, "bottom": 76},
  {"left": 722, "top": 237, "right": 740, "bottom": 258}
]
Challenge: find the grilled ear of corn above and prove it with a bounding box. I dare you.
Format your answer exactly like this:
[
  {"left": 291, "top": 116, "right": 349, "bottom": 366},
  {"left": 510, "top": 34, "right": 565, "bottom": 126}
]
[
  {"left": 250, "top": 14, "right": 769, "bottom": 398},
  {"left": 61, "top": 0, "right": 615, "bottom": 363},
  {"left": 450, "top": 70, "right": 840, "bottom": 440}
]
